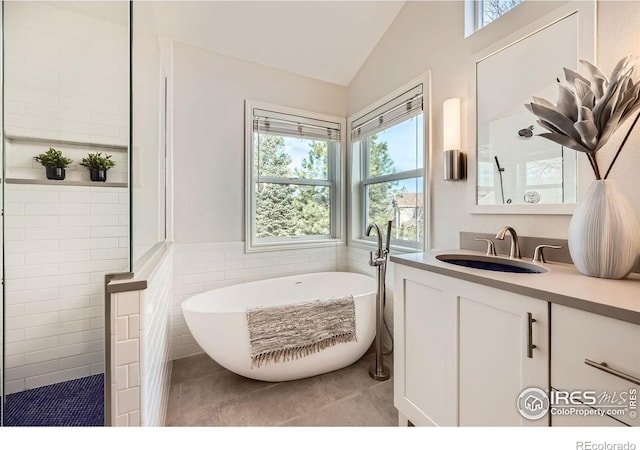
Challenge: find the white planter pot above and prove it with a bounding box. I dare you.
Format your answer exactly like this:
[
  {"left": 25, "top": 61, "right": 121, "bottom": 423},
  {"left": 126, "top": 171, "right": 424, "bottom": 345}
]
[{"left": 568, "top": 180, "right": 640, "bottom": 279}]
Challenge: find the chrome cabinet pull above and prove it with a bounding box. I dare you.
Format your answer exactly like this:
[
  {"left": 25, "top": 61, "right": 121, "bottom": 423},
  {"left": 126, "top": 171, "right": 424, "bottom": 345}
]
[
  {"left": 584, "top": 359, "right": 640, "bottom": 386},
  {"left": 527, "top": 312, "right": 537, "bottom": 359}
]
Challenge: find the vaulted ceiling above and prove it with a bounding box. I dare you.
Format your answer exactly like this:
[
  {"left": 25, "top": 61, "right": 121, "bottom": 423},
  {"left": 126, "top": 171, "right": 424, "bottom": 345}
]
[
  {"left": 46, "top": 1, "right": 405, "bottom": 86},
  {"left": 149, "top": 1, "right": 406, "bottom": 86}
]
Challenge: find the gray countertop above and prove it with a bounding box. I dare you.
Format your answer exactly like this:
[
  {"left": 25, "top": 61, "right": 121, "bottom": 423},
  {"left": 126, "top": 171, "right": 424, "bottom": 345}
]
[{"left": 390, "top": 249, "right": 640, "bottom": 325}]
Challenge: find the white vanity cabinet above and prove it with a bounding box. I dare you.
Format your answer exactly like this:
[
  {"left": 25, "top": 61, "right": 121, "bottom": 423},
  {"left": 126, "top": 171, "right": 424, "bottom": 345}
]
[
  {"left": 551, "top": 304, "right": 640, "bottom": 427},
  {"left": 394, "top": 263, "right": 549, "bottom": 427}
]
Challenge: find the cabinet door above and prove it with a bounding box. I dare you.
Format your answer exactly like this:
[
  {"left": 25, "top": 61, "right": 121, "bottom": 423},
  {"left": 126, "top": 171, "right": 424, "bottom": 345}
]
[
  {"left": 394, "top": 265, "right": 458, "bottom": 426},
  {"left": 458, "top": 283, "right": 549, "bottom": 426}
]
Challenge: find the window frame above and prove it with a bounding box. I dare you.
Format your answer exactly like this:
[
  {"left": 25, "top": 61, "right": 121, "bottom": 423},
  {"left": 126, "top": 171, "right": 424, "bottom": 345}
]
[
  {"left": 347, "top": 73, "right": 431, "bottom": 254},
  {"left": 244, "top": 100, "right": 345, "bottom": 253},
  {"left": 465, "top": 0, "right": 524, "bottom": 37},
  {"left": 360, "top": 132, "right": 425, "bottom": 250}
]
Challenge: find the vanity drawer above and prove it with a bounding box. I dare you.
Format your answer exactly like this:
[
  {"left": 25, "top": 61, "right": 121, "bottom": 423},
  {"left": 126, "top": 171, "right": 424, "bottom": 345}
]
[{"left": 551, "top": 304, "right": 640, "bottom": 426}]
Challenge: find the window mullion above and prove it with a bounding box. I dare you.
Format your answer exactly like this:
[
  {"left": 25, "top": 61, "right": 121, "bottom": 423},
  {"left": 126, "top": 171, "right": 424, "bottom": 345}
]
[
  {"left": 363, "top": 169, "right": 424, "bottom": 186},
  {"left": 362, "top": 139, "right": 370, "bottom": 236},
  {"left": 328, "top": 141, "right": 337, "bottom": 238},
  {"left": 257, "top": 176, "right": 332, "bottom": 187},
  {"left": 476, "top": 0, "right": 484, "bottom": 29}
]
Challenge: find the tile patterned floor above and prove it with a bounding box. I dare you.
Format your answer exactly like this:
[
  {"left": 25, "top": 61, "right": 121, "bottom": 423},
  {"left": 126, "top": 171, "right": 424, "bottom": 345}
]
[
  {"left": 2, "top": 374, "right": 104, "bottom": 427},
  {"left": 166, "top": 351, "right": 396, "bottom": 427}
]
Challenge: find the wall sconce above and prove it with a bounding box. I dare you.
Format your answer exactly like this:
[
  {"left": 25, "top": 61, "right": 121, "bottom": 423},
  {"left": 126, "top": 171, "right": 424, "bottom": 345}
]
[{"left": 443, "top": 98, "right": 465, "bottom": 181}]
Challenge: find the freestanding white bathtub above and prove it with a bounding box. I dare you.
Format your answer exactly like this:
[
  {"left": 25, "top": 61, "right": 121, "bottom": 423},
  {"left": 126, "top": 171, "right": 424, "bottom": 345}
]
[{"left": 182, "top": 271, "right": 376, "bottom": 382}]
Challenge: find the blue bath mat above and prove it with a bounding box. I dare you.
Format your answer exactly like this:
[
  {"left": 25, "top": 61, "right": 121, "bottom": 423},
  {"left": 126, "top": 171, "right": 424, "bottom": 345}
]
[{"left": 3, "top": 374, "right": 104, "bottom": 426}]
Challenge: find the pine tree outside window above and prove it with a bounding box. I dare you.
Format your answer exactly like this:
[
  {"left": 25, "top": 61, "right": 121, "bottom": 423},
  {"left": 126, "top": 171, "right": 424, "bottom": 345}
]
[{"left": 245, "top": 102, "right": 344, "bottom": 252}]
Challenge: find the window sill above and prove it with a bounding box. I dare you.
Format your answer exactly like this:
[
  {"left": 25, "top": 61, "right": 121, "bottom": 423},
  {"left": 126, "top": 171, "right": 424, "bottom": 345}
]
[{"left": 245, "top": 238, "right": 343, "bottom": 254}]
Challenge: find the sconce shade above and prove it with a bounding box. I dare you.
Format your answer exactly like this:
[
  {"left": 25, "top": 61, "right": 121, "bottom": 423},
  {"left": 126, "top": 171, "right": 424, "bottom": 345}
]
[{"left": 443, "top": 97, "right": 461, "bottom": 151}]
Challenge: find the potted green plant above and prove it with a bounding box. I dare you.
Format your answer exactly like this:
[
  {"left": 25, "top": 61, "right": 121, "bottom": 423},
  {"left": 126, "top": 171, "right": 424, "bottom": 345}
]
[
  {"left": 80, "top": 152, "right": 116, "bottom": 182},
  {"left": 34, "top": 147, "right": 73, "bottom": 180}
]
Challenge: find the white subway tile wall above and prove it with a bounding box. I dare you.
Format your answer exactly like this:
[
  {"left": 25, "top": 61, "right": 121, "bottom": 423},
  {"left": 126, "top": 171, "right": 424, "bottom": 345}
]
[
  {"left": 171, "top": 242, "right": 348, "bottom": 359},
  {"left": 109, "top": 246, "right": 173, "bottom": 427},
  {"left": 140, "top": 248, "right": 173, "bottom": 427},
  {"left": 110, "top": 290, "right": 142, "bottom": 427},
  {"left": 4, "top": 2, "right": 129, "bottom": 147},
  {"left": 4, "top": 184, "right": 129, "bottom": 394}
]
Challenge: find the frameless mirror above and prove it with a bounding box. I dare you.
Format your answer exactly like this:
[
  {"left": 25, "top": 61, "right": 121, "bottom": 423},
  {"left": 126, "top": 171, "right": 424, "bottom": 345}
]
[{"left": 472, "top": 4, "right": 595, "bottom": 213}]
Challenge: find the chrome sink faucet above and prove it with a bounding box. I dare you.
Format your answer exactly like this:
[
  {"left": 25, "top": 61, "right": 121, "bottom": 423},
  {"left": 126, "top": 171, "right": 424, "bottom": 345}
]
[{"left": 495, "top": 226, "right": 521, "bottom": 259}]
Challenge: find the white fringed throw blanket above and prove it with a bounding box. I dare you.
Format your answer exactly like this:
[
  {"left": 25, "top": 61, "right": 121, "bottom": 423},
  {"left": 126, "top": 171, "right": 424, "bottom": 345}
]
[{"left": 246, "top": 295, "right": 357, "bottom": 368}]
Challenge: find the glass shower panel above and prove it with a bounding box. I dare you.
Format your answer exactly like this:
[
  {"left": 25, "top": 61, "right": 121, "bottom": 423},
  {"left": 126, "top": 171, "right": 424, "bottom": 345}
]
[
  {"left": 2, "top": 1, "right": 129, "bottom": 426},
  {"left": 1, "top": 1, "right": 3, "bottom": 426},
  {"left": 131, "top": 2, "right": 168, "bottom": 271}
]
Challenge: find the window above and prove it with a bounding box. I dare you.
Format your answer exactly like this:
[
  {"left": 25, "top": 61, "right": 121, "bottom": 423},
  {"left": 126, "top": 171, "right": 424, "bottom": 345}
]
[
  {"left": 245, "top": 101, "right": 343, "bottom": 252},
  {"left": 466, "top": 0, "right": 523, "bottom": 36},
  {"left": 350, "top": 83, "right": 426, "bottom": 251}
]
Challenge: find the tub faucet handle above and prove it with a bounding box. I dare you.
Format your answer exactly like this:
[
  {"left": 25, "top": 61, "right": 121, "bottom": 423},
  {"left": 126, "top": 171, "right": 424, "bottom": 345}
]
[
  {"left": 475, "top": 238, "right": 497, "bottom": 256},
  {"left": 368, "top": 251, "right": 382, "bottom": 267},
  {"left": 532, "top": 244, "right": 563, "bottom": 264}
]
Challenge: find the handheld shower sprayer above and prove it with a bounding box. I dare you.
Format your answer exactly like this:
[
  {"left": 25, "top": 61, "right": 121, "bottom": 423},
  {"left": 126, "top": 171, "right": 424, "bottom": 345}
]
[{"left": 494, "top": 156, "right": 506, "bottom": 205}]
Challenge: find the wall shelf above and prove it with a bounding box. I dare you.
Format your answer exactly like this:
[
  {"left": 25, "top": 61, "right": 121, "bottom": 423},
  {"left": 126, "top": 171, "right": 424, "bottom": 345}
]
[
  {"left": 5, "top": 178, "right": 128, "bottom": 188},
  {"left": 5, "top": 134, "right": 129, "bottom": 186},
  {"left": 6, "top": 135, "right": 128, "bottom": 152}
]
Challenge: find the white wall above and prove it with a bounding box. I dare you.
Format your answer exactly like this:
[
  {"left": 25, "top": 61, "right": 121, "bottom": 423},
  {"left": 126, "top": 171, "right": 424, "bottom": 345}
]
[
  {"left": 348, "top": 1, "right": 640, "bottom": 249},
  {"left": 172, "top": 42, "right": 347, "bottom": 244},
  {"left": 3, "top": 1, "right": 129, "bottom": 392}
]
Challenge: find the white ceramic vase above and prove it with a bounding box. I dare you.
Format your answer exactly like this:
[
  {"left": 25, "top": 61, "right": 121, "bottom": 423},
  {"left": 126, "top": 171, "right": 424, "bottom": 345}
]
[{"left": 568, "top": 180, "right": 640, "bottom": 279}]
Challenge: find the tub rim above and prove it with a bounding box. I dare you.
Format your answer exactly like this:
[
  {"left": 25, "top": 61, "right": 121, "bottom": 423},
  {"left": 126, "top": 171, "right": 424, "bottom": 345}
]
[{"left": 181, "top": 271, "right": 376, "bottom": 314}]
